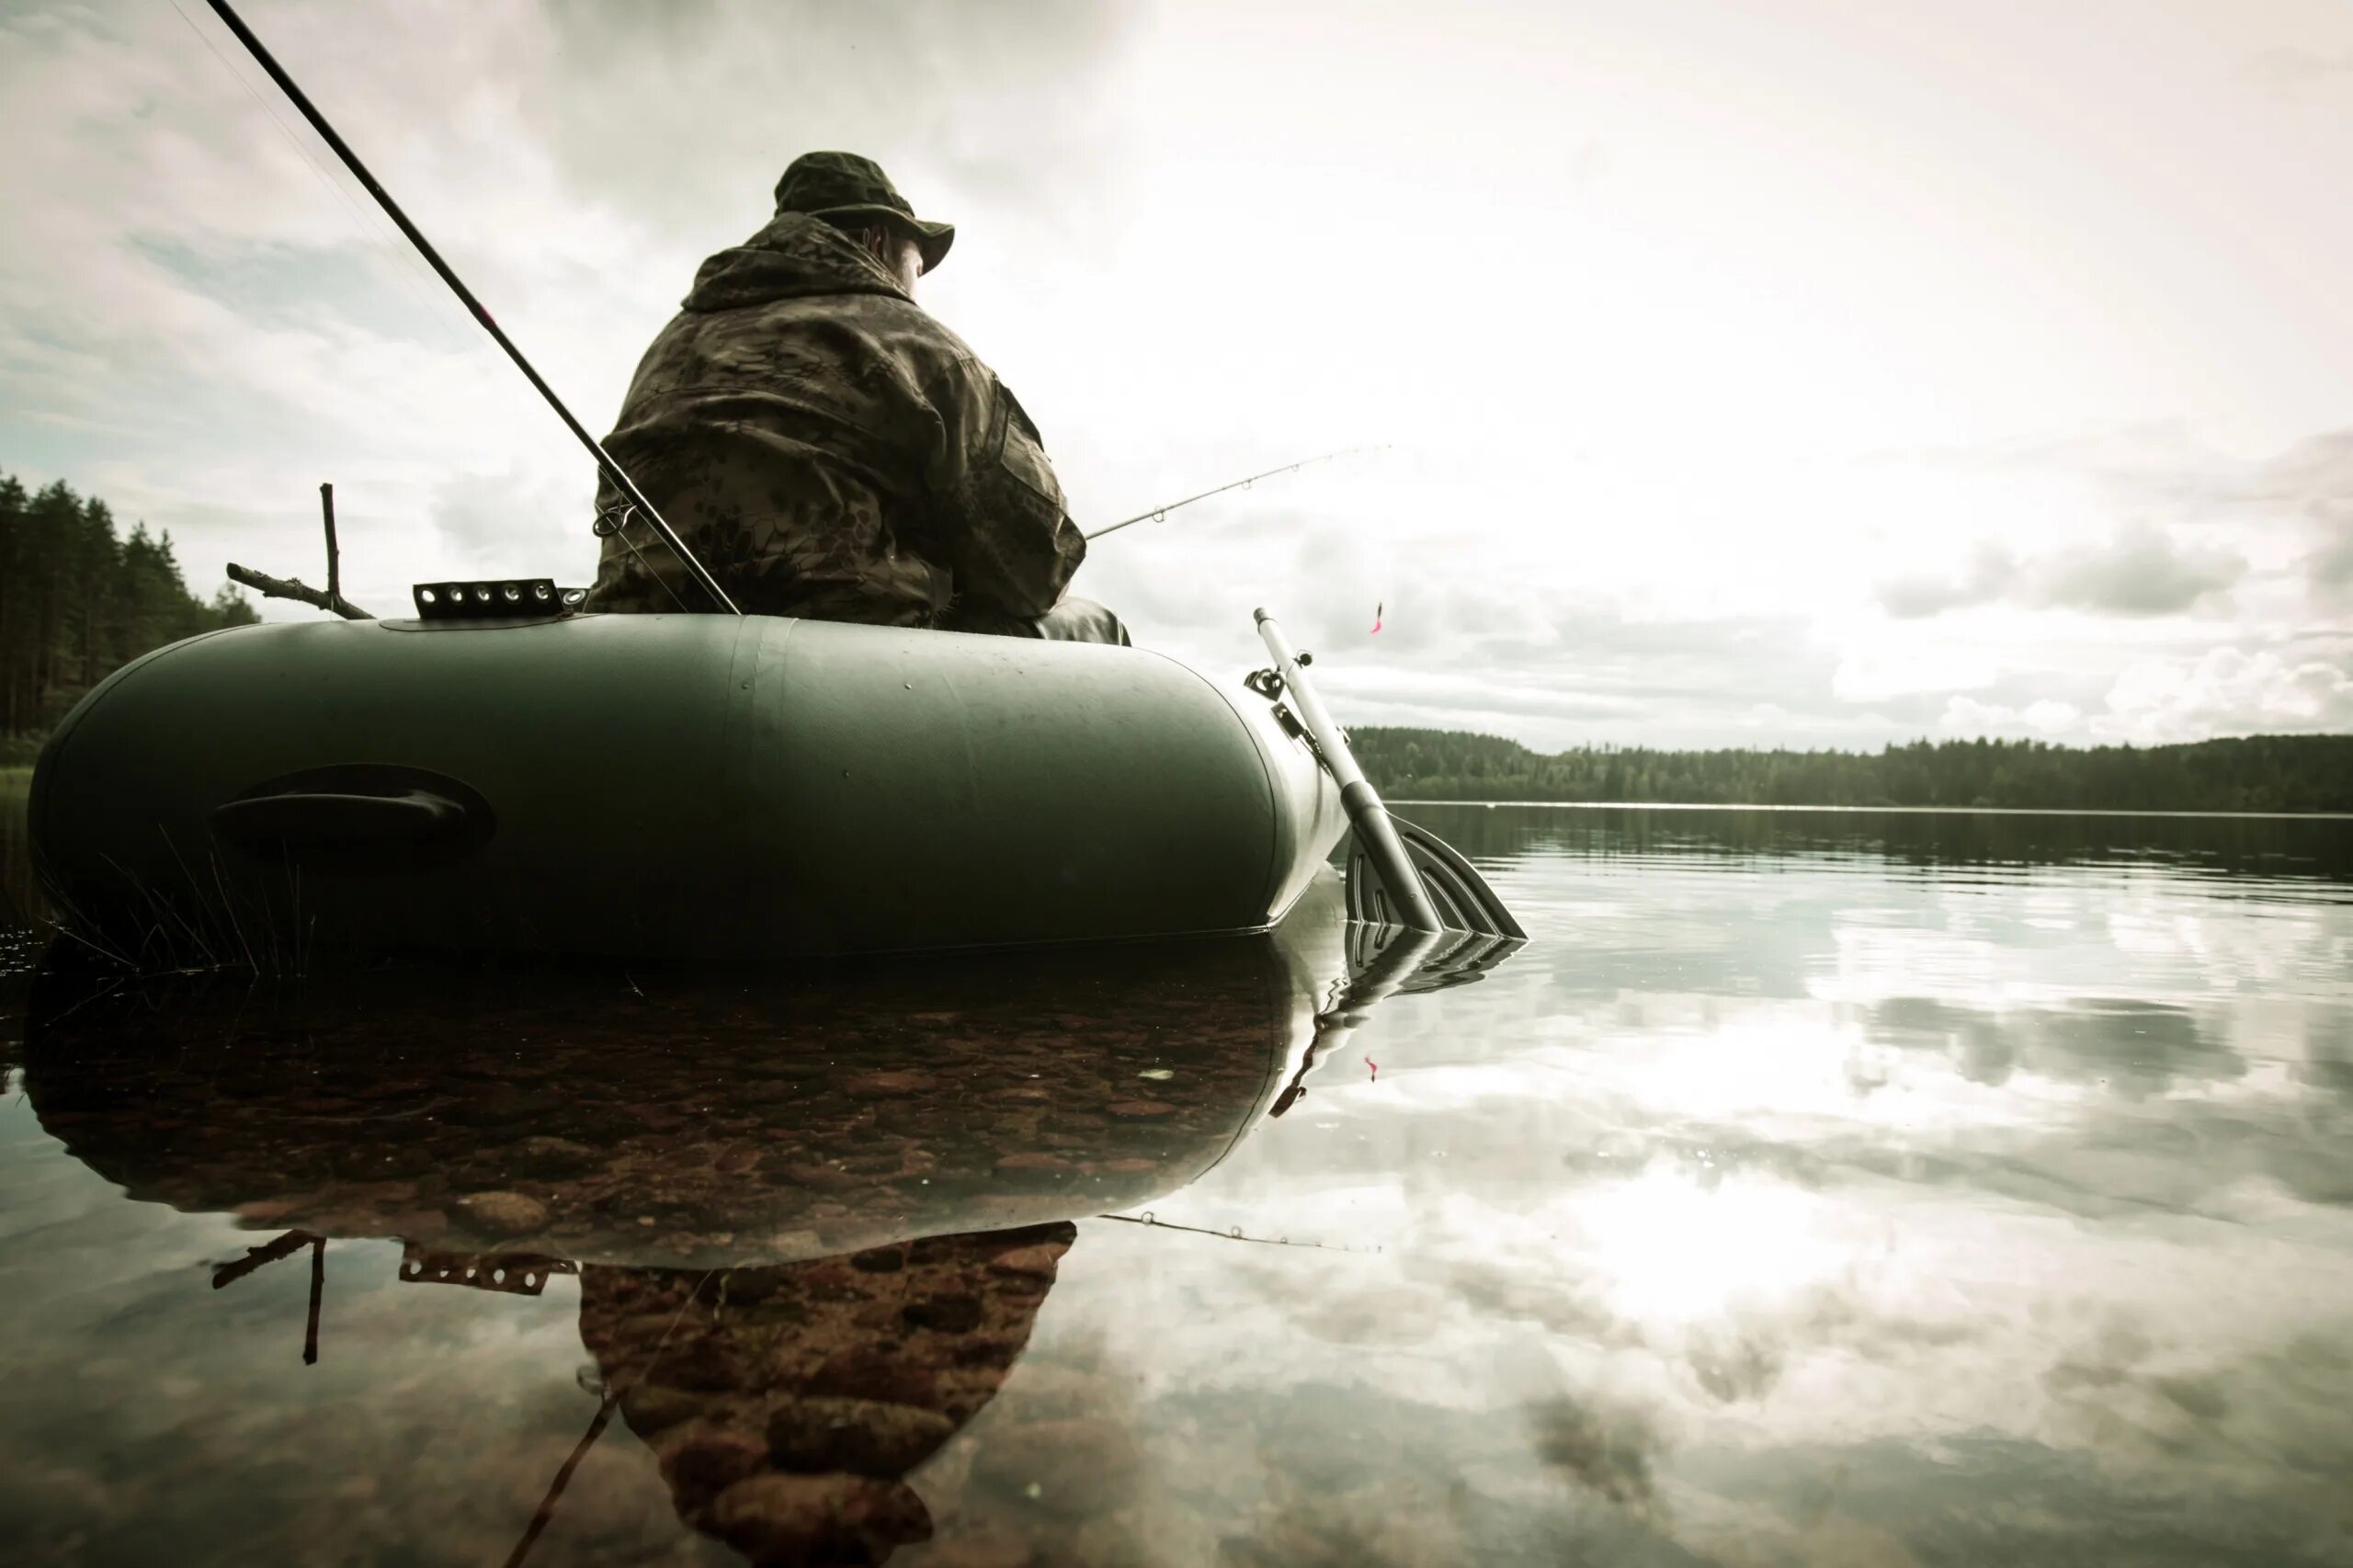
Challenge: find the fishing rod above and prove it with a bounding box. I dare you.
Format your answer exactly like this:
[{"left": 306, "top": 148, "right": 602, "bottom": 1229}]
[
  {"left": 1084, "top": 447, "right": 1384, "bottom": 541},
  {"left": 199, "top": 0, "right": 741, "bottom": 617}
]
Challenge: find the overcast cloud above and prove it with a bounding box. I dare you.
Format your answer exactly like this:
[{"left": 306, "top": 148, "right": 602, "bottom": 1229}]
[
  {"left": 1879, "top": 528, "right": 2247, "bottom": 620},
  {"left": 4, "top": 0, "right": 2351, "bottom": 749}
]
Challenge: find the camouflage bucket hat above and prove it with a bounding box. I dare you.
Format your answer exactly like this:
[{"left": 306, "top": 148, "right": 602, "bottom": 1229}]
[{"left": 774, "top": 151, "right": 954, "bottom": 275}]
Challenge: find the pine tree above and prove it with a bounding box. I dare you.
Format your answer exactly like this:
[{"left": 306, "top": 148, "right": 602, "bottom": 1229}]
[{"left": 0, "top": 470, "right": 259, "bottom": 744}]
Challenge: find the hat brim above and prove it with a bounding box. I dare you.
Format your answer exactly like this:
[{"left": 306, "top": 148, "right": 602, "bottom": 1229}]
[{"left": 810, "top": 203, "right": 954, "bottom": 274}]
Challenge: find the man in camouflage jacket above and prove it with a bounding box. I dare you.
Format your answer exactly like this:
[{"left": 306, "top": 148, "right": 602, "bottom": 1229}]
[{"left": 585, "top": 152, "right": 1127, "bottom": 642}]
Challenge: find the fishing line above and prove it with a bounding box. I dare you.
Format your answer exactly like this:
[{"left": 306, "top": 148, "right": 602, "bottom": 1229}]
[
  {"left": 1097, "top": 1210, "right": 1381, "bottom": 1254},
  {"left": 594, "top": 504, "right": 695, "bottom": 614}
]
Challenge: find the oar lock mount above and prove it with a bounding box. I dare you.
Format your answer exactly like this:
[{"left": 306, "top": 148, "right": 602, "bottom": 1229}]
[{"left": 1243, "top": 666, "right": 1313, "bottom": 747}]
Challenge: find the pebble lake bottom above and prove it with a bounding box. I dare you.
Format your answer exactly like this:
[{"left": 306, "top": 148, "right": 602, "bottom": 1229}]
[{"left": 1, "top": 800, "right": 2349, "bottom": 1567}]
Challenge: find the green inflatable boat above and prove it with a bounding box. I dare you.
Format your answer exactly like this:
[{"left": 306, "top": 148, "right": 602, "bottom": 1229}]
[
  {"left": 30, "top": 4, "right": 1525, "bottom": 969},
  {"left": 31, "top": 607, "right": 1357, "bottom": 963}
]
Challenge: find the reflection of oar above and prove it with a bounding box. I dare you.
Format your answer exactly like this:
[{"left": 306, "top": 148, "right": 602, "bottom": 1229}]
[
  {"left": 1085, "top": 448, "right": 1383, "bottom": 541},
  {"left": 1271, "top": 925, "right": 1444, "bottom": 1117},
  {"left": 1267, "top": 922, "right": 1525, "bottom": 1117}
]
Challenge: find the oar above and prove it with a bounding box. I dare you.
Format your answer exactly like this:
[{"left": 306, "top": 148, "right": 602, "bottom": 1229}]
[{"left": 1252, "top": 609, "right": 1525, "bottom": 937}]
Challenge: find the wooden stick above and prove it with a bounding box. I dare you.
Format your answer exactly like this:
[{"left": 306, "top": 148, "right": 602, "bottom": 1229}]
[
  {"left": 320, "top": 482, "right": 340, "bottom": 604},
  {"left": 227, "top": 562, "right": 374, "bottom": 620}
]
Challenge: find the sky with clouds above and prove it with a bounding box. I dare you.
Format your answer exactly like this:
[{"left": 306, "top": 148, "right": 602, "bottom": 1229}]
[{"left": 3, "top": 0, "right": 2350, "bottom": 750}]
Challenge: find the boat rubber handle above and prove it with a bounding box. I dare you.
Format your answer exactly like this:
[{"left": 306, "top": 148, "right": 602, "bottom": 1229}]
[{"left": 211, "top": 790, "right": 468, "bottom": 846}]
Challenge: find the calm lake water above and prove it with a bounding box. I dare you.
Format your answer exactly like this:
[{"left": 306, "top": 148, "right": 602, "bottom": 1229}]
[{"left": 3, "top": 801, "right": 2351, "bottom": 1566}]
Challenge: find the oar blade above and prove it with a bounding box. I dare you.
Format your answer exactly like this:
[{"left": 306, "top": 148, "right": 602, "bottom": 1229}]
[{"left": 1345, "top": 816, "right": 1528, "bottom": 940}]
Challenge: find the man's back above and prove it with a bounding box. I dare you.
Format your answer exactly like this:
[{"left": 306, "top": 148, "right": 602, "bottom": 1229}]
[{"left": 585, "top": 211, "right": 1084, "bottom": 628}]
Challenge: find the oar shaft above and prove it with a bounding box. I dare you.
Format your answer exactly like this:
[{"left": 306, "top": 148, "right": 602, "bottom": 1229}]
[{"left": 1254, "top": 609, "right": 1442, "bottom": 931}]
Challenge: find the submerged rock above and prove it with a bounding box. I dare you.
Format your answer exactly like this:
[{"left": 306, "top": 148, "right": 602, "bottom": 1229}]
[
  {"left": 844, "top": 1071, "right": 938, "bottom": 1098},
  {"left": 455, "top": 1190, "right": 548, "bottom": 1236},
  {"left": 653, "top": 1418, "right": 770, "bottom": 1505},
  {"left": 706, "top": 1471, "right": 933, "bottom": 1563},
  {"left": 766, "top": 1397, "right": 955, "bottom": 1476}
]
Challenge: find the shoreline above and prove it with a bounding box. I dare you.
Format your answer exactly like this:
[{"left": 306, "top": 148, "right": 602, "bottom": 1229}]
[
  {"left": 1386, "top": 799, "right": 2353, "bottom": 821},
  {"left": 4, "top": 769, "right": 2344, "bottom": 823}
]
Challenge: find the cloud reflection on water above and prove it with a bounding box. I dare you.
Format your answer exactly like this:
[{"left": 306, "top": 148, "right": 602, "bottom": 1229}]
[
  {"left": 0, "top": 806, "right": 2349, "bottom": 1563},
  {"left": 1086, "top": 807, "right": 2353, "bottom": 1565}
]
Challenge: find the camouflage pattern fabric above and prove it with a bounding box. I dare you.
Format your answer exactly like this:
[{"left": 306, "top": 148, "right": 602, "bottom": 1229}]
[{"left": 585, "top": 212, "right": 1086, "bottom": 630}]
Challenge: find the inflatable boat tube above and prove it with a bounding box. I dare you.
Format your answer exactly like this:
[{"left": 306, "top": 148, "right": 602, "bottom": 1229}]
[{"left": 29, "top": 612, "right": 1347, "bottom": 962}]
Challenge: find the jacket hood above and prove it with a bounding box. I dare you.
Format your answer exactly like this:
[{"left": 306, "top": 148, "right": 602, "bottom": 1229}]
[{"left": 680, "top": 212, "right": 914, "bottom": 312}]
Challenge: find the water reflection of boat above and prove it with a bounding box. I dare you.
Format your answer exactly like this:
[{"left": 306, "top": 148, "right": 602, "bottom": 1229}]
[
  {"left": 26, "top": 890, "right": 1343, "bottom": 1267},
  {"left": 22, "top": 875, "right": 1514, "bottom": 1563}
]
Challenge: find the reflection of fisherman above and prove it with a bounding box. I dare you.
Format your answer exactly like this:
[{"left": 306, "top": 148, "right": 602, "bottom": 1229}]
[
  {"left": 581, "top": 1224, "right": 1075, "bottom": 1566},
  {"left": 585, "top": 152, "right": 1130, "bottom": 644}
]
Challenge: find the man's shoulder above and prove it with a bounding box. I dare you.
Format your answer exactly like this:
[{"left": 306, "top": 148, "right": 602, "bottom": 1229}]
[
  {"left": 809, "top": 290, "right": 975, "bottom": 347},
  {"left": 689, "top": 290, "right": 983, "bottom": 371}
]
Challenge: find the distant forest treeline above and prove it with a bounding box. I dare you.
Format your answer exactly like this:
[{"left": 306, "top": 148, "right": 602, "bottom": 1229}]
[
  {"left": 4, "top": 472, "right": 2347, "bottom": 812},
  {"left": 2, "top": 472, "right": 256, "bottom": 756},
  {"left": 1352, "top": 727, "right": 2353, "bottom": 814}
]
